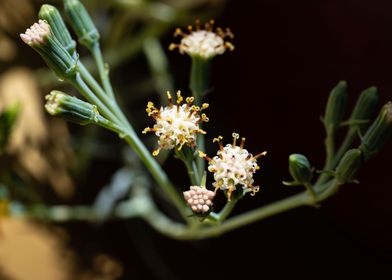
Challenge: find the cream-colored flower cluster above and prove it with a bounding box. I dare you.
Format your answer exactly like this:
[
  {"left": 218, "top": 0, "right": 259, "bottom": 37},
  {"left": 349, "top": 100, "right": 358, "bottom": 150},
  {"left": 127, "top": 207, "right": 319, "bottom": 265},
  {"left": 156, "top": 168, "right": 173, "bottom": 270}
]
[
  {"left": 143, "top": 90, "right": 209, "bottom": 156},
  {"left": 200, "top": 133, "right": 266, "bottom": 200},
  {"left": 169, "top": 20, "right": 234, "bottom": 60},
  {"left": 20, "top": 19, "right": 50, "bottom": 45},
  {"left": 183, "top": 186, "right": 215, "bottom": 213}
]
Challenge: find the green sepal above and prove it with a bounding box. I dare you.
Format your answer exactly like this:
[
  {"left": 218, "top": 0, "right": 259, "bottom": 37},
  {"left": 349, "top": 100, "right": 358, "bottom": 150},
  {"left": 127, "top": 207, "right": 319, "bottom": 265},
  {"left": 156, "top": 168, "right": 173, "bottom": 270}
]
[
  {"left": 39, "top": 4, "right": 77, "bottom": 55},
  {"left": 360, "top": 102, "right": 392, "bottom": 160},
  {"left": 45, "top": 90, "right": 99, "bottom": 125},
  {"left": 323, "top": 81, "right": 348, "bottom": 132},
  {"left": 33, "top": 33, "right": 78, "bottom": 80},
  {"left": 347, "top": 86, "right": 379, "bottom": 134},
  {"left": 64, "top": 0, "right": 100, "bottom": 49},
  {"left": 287, "top": 154, "right": 313, "bottom": 185},
  {"left": 335, "top": 149, "right": 362, "bottom": 184}
]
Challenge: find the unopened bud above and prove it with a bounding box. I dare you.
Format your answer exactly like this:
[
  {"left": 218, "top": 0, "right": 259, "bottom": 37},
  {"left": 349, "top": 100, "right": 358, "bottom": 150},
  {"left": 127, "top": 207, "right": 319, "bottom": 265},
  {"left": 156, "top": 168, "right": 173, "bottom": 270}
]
[
  {"left": 324, "top": 81, "right": 348, "bottom": 132},
  {"left": 288, "top": 154, "right": 313, "bottom": 184},
  {"left": 360, "top": 102, "right": 392, "bottom": 160},
  {"left": 39, "top": 4, "right": 76, "bottom": 55},
  {"left": 183, "top": 186, "right": 215, "bottom": 215},
  {"left": 64, "top": 0, "right": 99, "bottom": 49},
  {"left": 348, "top": 86, "right": 379, "bottom": 134},
  {"left": 20, "top": 20, "right": 78, "bottom": 79},
  {"left": 335, "top": 149, "right": 362, "bottom": 184},
  {"left": 45, "top": 90, "right": 99, "bottom": 125}
]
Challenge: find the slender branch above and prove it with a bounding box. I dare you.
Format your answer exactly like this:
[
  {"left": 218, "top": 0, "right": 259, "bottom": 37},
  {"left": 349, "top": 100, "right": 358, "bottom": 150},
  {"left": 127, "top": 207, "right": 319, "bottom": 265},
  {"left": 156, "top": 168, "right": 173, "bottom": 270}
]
[
  {"left": 71, "top": 74, "right": 119, "bottom": 123},
  {"left": 174, "top": 150, "right": 198, "bottom": 186},
  {"left": 212, "top": 198, "right": 238, "bottom": 222},
  {"left": 316, "top": 126, "right": 336, "bottom": 185},
  {"left": 74, "top": 70, "right": 188, "bottom": 220},
  {"left": 19, "top": 179, "right": 340, "bottom": 240},
  {"left": 121, "top": 131, "right": 189, "bottom": 219},
  {"left": 91, "top": 43, "right": 115, "bottom": 99},
  {"left": 190, "top": 57, "right": 211, "bottom": 182}
]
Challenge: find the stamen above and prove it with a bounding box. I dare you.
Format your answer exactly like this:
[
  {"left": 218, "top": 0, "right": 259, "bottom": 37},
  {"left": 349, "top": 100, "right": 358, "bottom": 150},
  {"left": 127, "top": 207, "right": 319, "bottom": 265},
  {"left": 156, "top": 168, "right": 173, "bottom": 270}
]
[
  {"left": 240, "top": 137, "right": 246, "bottom": 149},
  {"left": 198, "top": 150, "right": 215, "bottom": 163},
  {"left": 142, "top": 127, "right": 155, "bottom": 134},
  {"left": 253, "top": 151, "right": 267, "bottom": 159},
  {"left": 250, "top": 185, "right": 260, "bottom": 196},
  {"left": 201, "top": 113, "right": 209, "bottom": 122},
  {"left": 168, "top": 43, "right": 178, "bottom": 51},
  {"left": 213, "top": 136, "right": 224, "bottom": 151},
  {"left": 225, "top": 42, "right": 235, "bottom": 51},
  {"left": 195, "top": 19, "right": 201, "bottom": 30},
  {"left": 205, "top": 19, "right": 215, "bottom": 31},
  {"left": 176, "top": 90, "right": 183, "bottom": 104},
  {"left": 232, "top": 132, "right": 240, "bottom": 146},
  {"left": 225, "top": 28, "right": 234, "bottom": 39},
  {"left": 166, "top": 91, "right": 173, "bottom": 105},
  {"left": 174, "top": 28, "right": 185, "bottom": 37},
  {"left": 185, "top": 96, "right": 194, "bottom": 106}
]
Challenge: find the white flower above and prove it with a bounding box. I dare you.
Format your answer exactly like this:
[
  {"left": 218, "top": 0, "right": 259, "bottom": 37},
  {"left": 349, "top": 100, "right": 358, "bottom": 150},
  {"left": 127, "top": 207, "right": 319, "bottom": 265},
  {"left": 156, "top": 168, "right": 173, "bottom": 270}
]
[
  {"left": 20, "top": 19, "right": 51, "bottom": 45},
  {"left": 169, "top": 20, "right": 234, "bottom": 60},
  {"left": 200, "top": 133, "right": 267, "bottom": 200},
  {"left": 143, "top": 90, "right": 209, "bottom": 156},
  {"left": 183, "top": 186, "right": 215, "bottom": 213}
]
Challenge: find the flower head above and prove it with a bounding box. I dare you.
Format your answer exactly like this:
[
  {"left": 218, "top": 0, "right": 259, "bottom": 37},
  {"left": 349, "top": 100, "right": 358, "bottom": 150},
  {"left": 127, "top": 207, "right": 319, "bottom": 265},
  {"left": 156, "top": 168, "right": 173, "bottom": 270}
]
[
  {"left": 20, "top": 19, "right": 51, "bottom": 46},
  {"left": 39, "top": 4, "right": 77, "bottom": 55},
  {"left": 199, "top": 133, "right": 267, "bottom": 201},
  {"left": 45, "top": 90, "right": 100, "bottom": 126},
  {"left": 20, "top": 20, "right": 77, "bottom": 79},
  {"left": 183, "top": 186, "right": 215, "bottom": 214},
  {"left": 143, "top": 90, "right": 209, "bottom": 156},
  {"left": 169, "top": 20, "right": 234, "bottom": 60}
]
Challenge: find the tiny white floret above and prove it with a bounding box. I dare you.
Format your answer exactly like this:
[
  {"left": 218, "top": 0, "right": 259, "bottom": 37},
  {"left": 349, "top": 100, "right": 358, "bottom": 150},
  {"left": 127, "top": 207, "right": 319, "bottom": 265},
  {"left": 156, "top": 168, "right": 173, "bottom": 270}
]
[{"left": 20, "top": 20, "right": 51, "bottom": 45}]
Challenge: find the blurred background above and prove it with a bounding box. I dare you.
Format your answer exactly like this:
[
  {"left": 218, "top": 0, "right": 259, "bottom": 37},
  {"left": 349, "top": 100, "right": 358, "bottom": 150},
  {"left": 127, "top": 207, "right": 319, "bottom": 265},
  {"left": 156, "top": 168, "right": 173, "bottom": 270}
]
[{"left": 1, "top": 0, "right": 392, "bottom": 279}]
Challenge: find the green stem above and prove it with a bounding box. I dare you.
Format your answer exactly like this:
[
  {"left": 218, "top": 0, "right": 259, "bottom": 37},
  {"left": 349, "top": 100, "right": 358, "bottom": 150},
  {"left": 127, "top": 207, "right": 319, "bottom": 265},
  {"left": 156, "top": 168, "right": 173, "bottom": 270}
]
[
  {"left": 190, "top": 56, "right": 211, "bottom": 182},
  {"left": 174, "top": 149, "right": 198, "bottom": 186},
  {"left": 325, "top": 127, "right": 335, "bottom": 169},
  {"left": 316, "top": 126, "right": 336, "bottom": 185},
  {"left": 331, "top": 128, "right": 358, "bottom": 169},
  {"left": 304, "top": 182, "right": 318, "bottom": 202},
  {"left": 78, "top": 62, "right": 130, "bottom": 128},
  {"left": 91, "top": 43, "right": 115, "bottom": 99},
  {"left": 73, "top": 73, "right": 187, "bottom": 219},
  {"left": 78, "top": 62, "right": 111, "bottom": 106},
  {"left": 121, "top": 130, "right": 189, "bottom": 219},
  {"left": 317, "top": 128, "right": 357, "bottom": 185},
  {"left": 214, "top": 198, "right": 238, "bottom": 222},
  {"left": 190, "top": 56, "right": 211, "bottom": 103},
  {"left": 196, "top": 135, "right": 205, "bottom": 184},
  {"left": 95, "top": 115, "right": 123, "bottom": 133},
  {"left": 21, "top": 180, "right": 340, "bottom": 240},
  {"left": 143, "top": 189, "right": 316, "bottom": 240},
  {"left": 71, "top": 74, "right": 119, "bottom": 123},
  {"left": 78, "top": 50, "right": 190, "bottom": 223}
]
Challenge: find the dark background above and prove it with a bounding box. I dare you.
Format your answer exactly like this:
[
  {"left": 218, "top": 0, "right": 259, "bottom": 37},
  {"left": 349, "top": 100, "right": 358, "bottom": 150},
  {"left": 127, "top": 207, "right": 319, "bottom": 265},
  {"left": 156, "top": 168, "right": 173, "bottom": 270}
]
[
  {"left": 73, "top": 1, "right": 392, "bottom": 279},
  {"left": 7, "top": 0, "right": 392, "bottom": 279}
]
